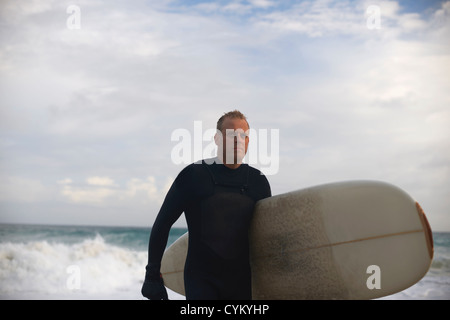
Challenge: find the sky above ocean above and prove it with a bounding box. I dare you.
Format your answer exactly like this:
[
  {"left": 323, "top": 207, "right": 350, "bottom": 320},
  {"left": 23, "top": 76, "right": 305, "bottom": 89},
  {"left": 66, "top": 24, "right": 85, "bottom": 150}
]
[{"left": 0, "top": 0, "right": 449, "bottom": 230}]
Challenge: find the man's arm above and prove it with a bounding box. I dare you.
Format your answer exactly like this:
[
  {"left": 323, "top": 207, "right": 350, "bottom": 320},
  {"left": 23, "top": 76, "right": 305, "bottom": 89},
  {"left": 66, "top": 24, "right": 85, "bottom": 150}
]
[
  {"left": 261, "top": 174, "right": 272, "bottom": 199},
  {"left": 142, "top": 168, "right": 190, "bottom": 299},
  {"left": 147, "top": 180, "right": 186, "bottom": 266}
]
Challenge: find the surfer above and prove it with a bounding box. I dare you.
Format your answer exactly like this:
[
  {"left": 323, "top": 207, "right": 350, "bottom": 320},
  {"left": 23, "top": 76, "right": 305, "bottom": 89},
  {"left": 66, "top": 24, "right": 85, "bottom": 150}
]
[{"left": 141, "top": 110, "right": 272, "bottom": 300}]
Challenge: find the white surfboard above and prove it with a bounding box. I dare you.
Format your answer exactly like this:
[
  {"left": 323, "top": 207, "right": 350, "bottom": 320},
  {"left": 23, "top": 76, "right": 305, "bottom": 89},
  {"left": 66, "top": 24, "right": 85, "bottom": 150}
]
[{"left": 160, "top": 181, "right": 433, "bottom": 299}]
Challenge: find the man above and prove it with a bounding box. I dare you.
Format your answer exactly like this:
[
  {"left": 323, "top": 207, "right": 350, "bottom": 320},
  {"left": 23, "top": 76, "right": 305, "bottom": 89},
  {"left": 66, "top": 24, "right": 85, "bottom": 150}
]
[{"left": 141, "top": 110, "right": 271, "bottom": 300}]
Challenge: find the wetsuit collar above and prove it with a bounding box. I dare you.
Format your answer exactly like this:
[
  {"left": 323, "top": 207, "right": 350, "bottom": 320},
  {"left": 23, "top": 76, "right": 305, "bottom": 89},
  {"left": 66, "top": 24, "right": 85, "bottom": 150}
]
[{"left": 211, "top": 157, "right": 245, "bottom": 172}]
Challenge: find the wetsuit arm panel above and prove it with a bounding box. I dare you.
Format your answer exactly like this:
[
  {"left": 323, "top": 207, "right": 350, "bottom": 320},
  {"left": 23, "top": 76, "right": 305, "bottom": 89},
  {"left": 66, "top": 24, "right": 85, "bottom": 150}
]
[
  {"left": 254, "top": 170, "right": 272, "bottom": 200},
  {"left": 147, "top": 180, "right": 187, "bottom": 266},
  {"left": 262, "top": 175, "right": 272, "bottom": 198}
]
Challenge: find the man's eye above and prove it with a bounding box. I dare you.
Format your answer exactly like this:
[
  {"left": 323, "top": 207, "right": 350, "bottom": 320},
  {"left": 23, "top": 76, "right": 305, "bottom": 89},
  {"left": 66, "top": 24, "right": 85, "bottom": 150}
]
[{"left": 226, "top": 132, "right": 249, "bottom": 139}]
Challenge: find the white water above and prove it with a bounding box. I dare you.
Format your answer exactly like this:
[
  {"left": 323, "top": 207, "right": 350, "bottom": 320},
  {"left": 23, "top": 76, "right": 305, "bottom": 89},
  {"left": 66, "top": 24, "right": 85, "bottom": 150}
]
[{"left": 1, "top": 230, "right": 449, "bottom": 300}]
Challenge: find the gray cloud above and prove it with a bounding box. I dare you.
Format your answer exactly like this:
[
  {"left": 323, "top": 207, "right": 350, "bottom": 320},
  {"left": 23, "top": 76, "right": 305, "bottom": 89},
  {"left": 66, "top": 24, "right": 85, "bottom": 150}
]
[{"left": 1, "top": 0, "right": 449, "bottom": 229}]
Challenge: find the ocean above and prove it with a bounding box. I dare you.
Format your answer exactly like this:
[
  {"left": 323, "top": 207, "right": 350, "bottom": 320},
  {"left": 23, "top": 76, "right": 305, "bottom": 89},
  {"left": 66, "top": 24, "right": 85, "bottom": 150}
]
[{"left": 0, "top": 223, "right": 449, "bottom": 300}]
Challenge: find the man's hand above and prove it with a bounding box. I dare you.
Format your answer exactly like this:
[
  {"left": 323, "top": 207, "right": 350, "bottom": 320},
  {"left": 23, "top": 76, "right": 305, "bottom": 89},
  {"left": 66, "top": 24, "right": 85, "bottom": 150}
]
[{"left": 141, "top": 263, "right": 169, "bottom": 300}]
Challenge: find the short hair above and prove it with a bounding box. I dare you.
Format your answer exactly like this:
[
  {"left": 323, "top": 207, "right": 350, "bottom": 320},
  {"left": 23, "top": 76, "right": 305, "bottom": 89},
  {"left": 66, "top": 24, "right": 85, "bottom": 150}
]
[{"left": 216, "top": 110, "right": 250, "bottom": 131}]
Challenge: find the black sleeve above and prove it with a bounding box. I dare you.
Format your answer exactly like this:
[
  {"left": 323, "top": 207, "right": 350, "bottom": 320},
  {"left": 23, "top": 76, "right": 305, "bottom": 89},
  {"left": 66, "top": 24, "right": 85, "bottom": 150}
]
[
  {"left": 249, "top": 167, "right": 272, "bottom": 201},
  {"left": 146, "top": 166, "right": 191, "bottom": 266},
  {"left": 262, "top": 174, "right": 272, "bottom": 198}
]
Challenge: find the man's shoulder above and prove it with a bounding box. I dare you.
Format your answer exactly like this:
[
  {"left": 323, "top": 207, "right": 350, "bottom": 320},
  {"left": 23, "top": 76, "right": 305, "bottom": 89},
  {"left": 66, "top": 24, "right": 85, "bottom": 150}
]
[
  {"left": 175, "top": 160, "right": 210, "bottom": 182},
  {"left": 173, "top": 160, "right": 215, "bottom": 197},
  {"left": 247, "top": 164, "right": 267, "bottom": 178},
  {"left": 246, "top": 165, "right": 271, "bottom": 198},
  {"left": 178, "top": 161, "right": 203, "bottom": 174},
  {"left": 247, "top": 165, "right": 270, "bottom": 186}
]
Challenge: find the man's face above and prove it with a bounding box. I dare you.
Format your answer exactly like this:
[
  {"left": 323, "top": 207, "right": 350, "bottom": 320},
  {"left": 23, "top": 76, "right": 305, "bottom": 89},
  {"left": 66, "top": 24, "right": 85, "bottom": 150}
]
[{"left": 215, "top": 117, "right": 249, "bottom": 165}]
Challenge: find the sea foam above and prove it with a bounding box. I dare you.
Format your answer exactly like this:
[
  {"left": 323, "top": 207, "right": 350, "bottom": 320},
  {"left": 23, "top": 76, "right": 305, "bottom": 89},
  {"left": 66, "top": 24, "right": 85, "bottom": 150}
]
[
  {"left": 0, "top": 235, "right": 154, "bottom": 299},
  {"left": 1, "top": 226, "right": 449, "bottom": 300}
]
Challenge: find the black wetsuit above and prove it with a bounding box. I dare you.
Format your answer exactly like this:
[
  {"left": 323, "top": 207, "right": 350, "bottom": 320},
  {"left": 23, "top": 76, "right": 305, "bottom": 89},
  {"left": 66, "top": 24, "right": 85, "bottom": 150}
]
[{"left": 146, "top": 158, "right": 271, "bottom": 300}]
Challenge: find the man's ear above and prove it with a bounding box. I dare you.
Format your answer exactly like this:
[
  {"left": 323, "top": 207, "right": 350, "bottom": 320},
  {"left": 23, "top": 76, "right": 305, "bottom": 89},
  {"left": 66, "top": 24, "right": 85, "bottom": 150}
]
[{"left": 214, "top": 129, "right": 222, "bottom": 146}]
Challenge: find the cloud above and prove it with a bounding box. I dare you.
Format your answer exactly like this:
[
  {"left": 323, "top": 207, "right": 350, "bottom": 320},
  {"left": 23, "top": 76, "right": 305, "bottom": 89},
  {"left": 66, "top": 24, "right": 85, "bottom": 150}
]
[
  {"left": 0, "top": 176, "right": 52, "bottom": 203},
  {"left": 0, "top": 0, "right": 449, "bottom": 229},
  {"left": 61, "top": 185, "right": 117, "bottom": 205},
  {"left": 86, "top": 176, "right": 118, "bottom": 187},
  {"left": 249, "top": 0, "right": 276, "bottom": 9},
  {"left": 59, "top": 176, "right": 172, "bottom": 206},
  {"left": 252, "top": 0, "right": 432, "bottom": 38},
  {"left": 57, "top": 178, "right": 73, "bottom": 185},
  {"left": 195, "top": 0, "right": 276, "bottom": 14}
]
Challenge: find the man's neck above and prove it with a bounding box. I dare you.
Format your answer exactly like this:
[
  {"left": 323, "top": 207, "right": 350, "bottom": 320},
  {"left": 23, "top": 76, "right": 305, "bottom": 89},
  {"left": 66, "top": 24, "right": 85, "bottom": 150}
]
[
  {"left": 223, "top": 163, "right": 241, "bottom": 170},
  {"left": 215, "top": 155, "right": 242, "bottom": 170}
]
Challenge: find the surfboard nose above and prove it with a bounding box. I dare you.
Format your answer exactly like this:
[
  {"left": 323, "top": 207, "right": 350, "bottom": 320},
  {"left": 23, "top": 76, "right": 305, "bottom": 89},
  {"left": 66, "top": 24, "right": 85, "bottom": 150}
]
[{"left": 415, "top": 202, "right": 434, "bottom": 260}]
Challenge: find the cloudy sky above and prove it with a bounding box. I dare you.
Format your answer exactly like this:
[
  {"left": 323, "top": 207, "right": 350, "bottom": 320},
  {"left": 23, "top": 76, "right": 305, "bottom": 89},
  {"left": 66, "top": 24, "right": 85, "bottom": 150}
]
[{"left": 0, "top": 0, "right": 449, "bottom": 230}]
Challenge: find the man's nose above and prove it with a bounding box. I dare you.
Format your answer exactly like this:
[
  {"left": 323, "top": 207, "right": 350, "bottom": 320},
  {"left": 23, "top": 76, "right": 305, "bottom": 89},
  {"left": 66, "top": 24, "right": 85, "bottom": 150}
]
[{"left": 235, "top": 134, "right": 245, "bottom": 144}]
